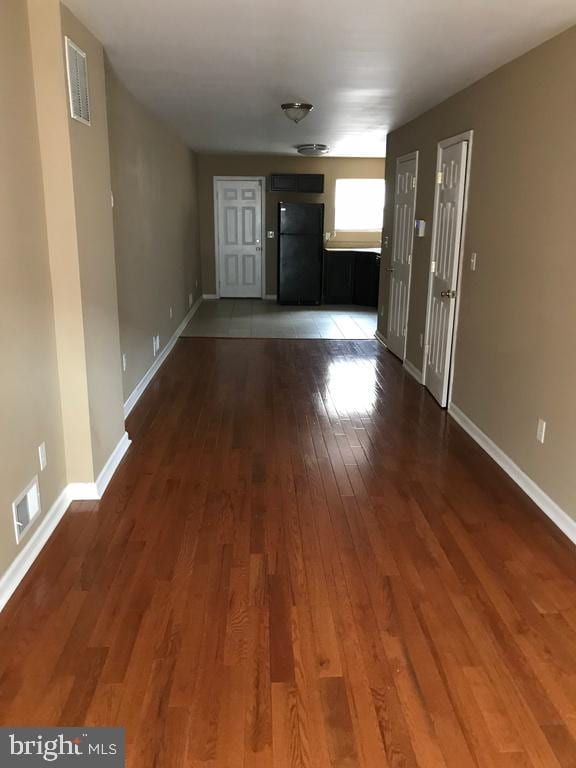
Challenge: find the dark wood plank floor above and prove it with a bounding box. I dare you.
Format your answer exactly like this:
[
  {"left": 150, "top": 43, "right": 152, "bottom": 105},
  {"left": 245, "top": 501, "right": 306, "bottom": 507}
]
[{"left": 2, "top": 338, "right": 576, "bottom": 767}]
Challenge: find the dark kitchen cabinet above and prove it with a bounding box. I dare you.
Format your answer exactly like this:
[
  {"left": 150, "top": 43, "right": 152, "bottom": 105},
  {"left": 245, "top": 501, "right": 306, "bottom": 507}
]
[
  {"left": 270, "top": 174, "right": 324, "bottom": 194},
  {"left": 323, "top": 250, "right": 355, "bottom": 304},
  {"left": 354, "top": 251, "right": 381, "bottom": 306},
  {"left": 323, "top": 249, "right": 381, "bottom": 306},
  {"left": 297, "top": 174, "right": 324, "bottom": 193},
  {"left": 270, "top": 174, "right": 298, "bottom": 192}
]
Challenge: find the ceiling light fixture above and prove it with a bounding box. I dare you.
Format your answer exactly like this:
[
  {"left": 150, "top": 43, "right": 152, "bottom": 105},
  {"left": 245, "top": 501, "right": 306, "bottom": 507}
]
[
  {"left": 296, "top": 143, "right": 330, "bottom": 156},
  {"left": 281, "top": 102, "right": 314, "bottom": 124}
]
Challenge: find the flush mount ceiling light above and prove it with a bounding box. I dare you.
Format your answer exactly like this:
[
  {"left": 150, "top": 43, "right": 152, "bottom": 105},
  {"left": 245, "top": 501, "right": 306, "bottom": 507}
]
[
  {"left": 281, "top": 102, "right": 314, "bottom": 123},
  {"left": 296, "top": 143, "right": 330, "bottom": 156}
]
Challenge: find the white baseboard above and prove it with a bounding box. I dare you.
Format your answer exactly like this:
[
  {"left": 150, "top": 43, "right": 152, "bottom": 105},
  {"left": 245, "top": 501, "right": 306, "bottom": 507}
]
[
  {"left": 263, "top": 294, "right": 277, "bottom": 301},
  {"left": 448, "top": 403, "right": 576, "bottom": 547},
  {"left": 95, "top": 431, "right": 131, "bottom": 496},
  {"left": 374, "top": 330, "right": 388, "bottom": 348},
  {"left": 0, "top": 431, "right": 132, "bottom": 613},
  {"left": 67, "top": 482, "right": 99, "bottom": 501},
  {"left": 202, "top": 294, "right": 218, "bottom": 300},
  {"left": 124, "top": 298, "right": 202, "bottom": 418},
  {"left": 403, "top": 358, "right": 424, "bottom": 384},
  {"left": 0, "top": 485, "right": 72, "bottom": 612}
]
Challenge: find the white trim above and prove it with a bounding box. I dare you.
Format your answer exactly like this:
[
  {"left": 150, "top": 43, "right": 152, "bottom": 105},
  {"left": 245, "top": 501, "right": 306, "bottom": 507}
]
[
  {"left": 95, "top": 431, "right": 131, "bottom": 496},
  {"left": 67, "top": 431, "right": 131, "bottom": 501},
  {"left": 124, "top": 297, "right": 202, "bottom": 418},
  {"left": 264, "top": 294, "right": 277, "bottom": 301},
  {"left": 448, "top": 403, "right": 576, "bottom": 547},
  {"left": 67, "top": 482, "right": 99, "bottom": 501},
  {"left": 374, "top": 329, "right": 388, "bottom": 348},
  {"left": 403, "top": 358, "right": 424, "bottom": 384},
  {"left": 0, "top": 486, "right": 71, "bottom": 612},
  {"left": 423, "top": 131, "right": 474, "bottom": 404},
  {"left": 0, "top": 433, "right": 132, "bottom": 613},
  {"left": 202, "top": 294, "right": 218, "bottom": 300},
  {"left": 213, "top": 176, "right": 266, "bottom": 299}
]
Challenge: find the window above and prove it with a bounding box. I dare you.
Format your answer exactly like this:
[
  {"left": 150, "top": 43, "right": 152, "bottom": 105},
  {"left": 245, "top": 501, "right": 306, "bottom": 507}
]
[{"left": 335, "top": 178, "right": 385, "bottom": 232}]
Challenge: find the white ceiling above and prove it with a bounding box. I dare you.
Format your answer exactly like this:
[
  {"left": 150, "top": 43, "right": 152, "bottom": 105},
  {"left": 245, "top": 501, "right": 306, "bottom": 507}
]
[{"left": 64, "top": 0, "right": 575, "bottom": 157}]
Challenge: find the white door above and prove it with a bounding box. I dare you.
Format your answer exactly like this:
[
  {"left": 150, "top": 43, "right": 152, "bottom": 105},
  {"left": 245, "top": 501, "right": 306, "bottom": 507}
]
[
  {"left": 215, "top": 179, "right": 263, "bottom": 298},
  {"left": 425, "top": 139, "right": 469, "bottom": 406},
  {"left": 387, "top": 152, "right": 418, "bottom": 359}
]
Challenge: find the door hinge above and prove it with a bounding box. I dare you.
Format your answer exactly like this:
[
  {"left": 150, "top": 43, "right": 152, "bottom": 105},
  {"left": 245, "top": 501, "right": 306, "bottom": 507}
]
[
  {"left": 430, "top": 260, "right": 436, "bottom": 273},
  {"left": 412, "top": 177, "right": 416, "bottom": 189},
  {"left": 407, "top": 253, "right": 412, "bottom": 265},
  {"left": 436, "top": 171, "right": 444, "bottom": 185}
]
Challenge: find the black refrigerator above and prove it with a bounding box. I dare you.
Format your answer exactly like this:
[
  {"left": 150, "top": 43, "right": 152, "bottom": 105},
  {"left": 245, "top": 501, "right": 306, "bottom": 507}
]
[{"left": 277, "top": 202, "right": 324, "bottom": 304}]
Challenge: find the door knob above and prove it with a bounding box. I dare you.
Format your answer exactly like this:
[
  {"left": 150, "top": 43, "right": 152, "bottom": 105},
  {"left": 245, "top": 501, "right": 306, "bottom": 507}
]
[
  {"left": 440, "top": 289, "right": 456, "bottom": 298},
  {"left": 255, "top": 246, "right": 262, "bottom": 251}
]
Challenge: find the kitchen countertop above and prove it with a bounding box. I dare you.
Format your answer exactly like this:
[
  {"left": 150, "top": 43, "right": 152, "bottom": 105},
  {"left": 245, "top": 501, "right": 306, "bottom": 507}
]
[{"left": 324, "top": 247, "right": 381, "bottom": 254}]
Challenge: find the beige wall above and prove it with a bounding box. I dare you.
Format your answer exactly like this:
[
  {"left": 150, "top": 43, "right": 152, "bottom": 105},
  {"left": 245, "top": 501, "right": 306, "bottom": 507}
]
[
  {"left": 27, "top": 0, "right": 126, "bottom": 482},
  {"left": 0, "top": 0, "right": 67, "bottom": 577},
  {"left": 106, "top": 67, "right": 202, "bottom": 401},
  {"left": 198, "top": 155, "right": 385, "bottom": 295},
  {"left": 28, "top": 0, "right": 95, "bottom": 482},
  {"left": 378, "top": 26, "right": 576, "bottom": 519},
  {"left": 61, "top": 7, "right": 126, "bottom": 475}
]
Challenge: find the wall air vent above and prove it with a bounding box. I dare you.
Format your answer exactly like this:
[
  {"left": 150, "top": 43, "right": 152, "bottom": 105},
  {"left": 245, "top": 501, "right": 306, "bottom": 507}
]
[
  {"left": 12, "top": 478, "right": 41, "bottom": 544},
  {"left": 65, "top": 37, "right": 91, "bottom": 126}
]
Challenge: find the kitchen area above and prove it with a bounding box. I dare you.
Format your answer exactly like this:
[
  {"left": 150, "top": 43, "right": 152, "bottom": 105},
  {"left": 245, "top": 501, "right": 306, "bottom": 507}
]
[
  {"left": 275, "top": 172, "right": 381, "bottom": 308},
  {"left": 183, "top": 159, "right": 384, "bottom": 339}
]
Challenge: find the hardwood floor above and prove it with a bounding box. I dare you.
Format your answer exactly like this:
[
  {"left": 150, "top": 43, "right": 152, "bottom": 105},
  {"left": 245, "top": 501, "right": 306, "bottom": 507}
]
[{"left": 2, "top": 338, "right": 576, "bottom": 767}]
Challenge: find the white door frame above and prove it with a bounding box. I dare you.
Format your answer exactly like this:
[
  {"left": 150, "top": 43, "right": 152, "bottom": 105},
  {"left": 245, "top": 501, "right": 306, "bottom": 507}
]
[
  {"left": 213, "top": 176, "right": 267, "bottom": 299},
  {"left": 387, "top": 150, "right": 419, "bottom": 359},
  {"left": 423, "top": 130, "right": 473, "bottom": 405}
]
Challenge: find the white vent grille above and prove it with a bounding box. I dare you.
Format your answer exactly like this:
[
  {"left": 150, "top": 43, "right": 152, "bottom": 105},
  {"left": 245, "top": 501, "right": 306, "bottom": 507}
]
[
  {"left": 12, "top": 479, "right": 41, "bottom": 544},
  {"left": 65, "top": 37, "right": 91, "bottom": 125}
]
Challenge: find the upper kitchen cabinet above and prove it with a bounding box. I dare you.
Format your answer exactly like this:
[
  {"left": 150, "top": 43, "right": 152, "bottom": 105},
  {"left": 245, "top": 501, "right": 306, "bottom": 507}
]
[{"left": 269, "top": 174, "right": 324, "bottom": 193}]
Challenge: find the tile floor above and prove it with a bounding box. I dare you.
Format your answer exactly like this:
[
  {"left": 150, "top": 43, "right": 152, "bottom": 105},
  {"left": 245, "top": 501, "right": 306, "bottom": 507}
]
[{"left": 182, "top": 299, "right": 378, "bottom": 339}]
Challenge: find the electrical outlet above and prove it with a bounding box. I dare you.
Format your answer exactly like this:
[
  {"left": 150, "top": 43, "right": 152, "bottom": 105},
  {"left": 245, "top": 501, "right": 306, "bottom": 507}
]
[
  {"left": 152, "top": 336, "right": 157, "bottom": 357},
  {"left": 470, "top": 252, "right": 478, "bottom": 271},
  {"left": 156, "top": 334, "right": 160, "bottom": 353},
  {"left": 169, "top": 306, "right": 173, "bottom": 320},
  {"left": 188, "top": 293, "right": 193, "bottom": 308},
  {"left": 536, "top": 419, "right": 546, "bottom": 444},
  {"left": 38, "top": 442, "right": 47, "bottom": 472}
]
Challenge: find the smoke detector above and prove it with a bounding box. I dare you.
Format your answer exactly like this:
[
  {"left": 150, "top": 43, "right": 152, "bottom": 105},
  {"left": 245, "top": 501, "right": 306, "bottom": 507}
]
[{"left": 296, "top": 144, "right": 330, "bottom": 157}]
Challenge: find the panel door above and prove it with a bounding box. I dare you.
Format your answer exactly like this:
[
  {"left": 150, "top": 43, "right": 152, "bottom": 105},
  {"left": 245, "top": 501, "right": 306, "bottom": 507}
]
[
  {"left": 216, "top": 179, "right": 262, "bottom": 298},
  {"left": 386, "top": 153, "right": 418, "bottom": 359},
  {"left": 425, "top": 140, "right": 469, "bottom": 406}
]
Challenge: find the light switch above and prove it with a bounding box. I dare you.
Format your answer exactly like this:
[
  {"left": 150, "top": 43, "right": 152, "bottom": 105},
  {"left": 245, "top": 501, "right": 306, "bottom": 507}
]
[{"left": 470, "top": 252, "right": 477, "bottom": 271}]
